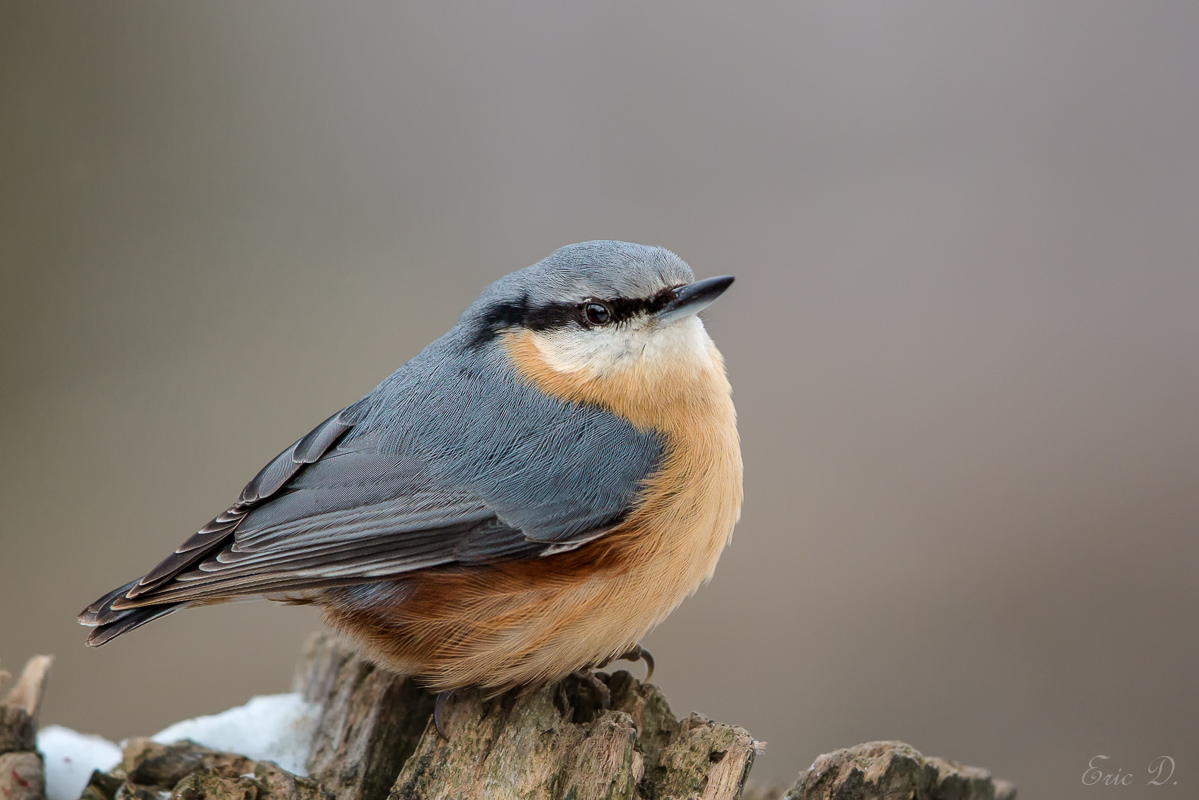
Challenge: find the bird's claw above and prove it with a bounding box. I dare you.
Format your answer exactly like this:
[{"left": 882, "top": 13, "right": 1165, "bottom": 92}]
[
  {"left": 598, "top": 643, "right": 655, "bottom": 682},
  {"left": 433, "top": 689, "right": 454, "bottom": 741}
]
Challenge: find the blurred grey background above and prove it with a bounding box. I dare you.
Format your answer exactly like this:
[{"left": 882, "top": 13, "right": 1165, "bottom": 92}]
[{"left": 2, "top": 2, "right": 1197, "bottom": 797}]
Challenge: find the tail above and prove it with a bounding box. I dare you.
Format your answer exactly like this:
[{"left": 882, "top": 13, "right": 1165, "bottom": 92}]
[{"left": 78, "top": 580, "right": 185, "bottom": 647}]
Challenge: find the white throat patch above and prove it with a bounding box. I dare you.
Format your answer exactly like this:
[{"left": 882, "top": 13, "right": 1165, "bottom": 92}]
[{"left": 527, "top": 315, "right": 713, "bottom": 379}]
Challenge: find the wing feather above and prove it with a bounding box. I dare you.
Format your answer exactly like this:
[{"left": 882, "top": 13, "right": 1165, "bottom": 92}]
[
  {"left": 123, "top": 406, "right": 361, "bottom": 599},
  {"left": 81, "top": 328, "right": 664, "bottom": 645}
]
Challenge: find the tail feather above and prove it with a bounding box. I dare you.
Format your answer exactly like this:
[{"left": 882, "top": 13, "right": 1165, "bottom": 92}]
[
  {"left": 84, "top": 603, "right": 183, "bottom": 647},
  {"left": 80, "top": 579, "right": 183, "bottom": 646},
  {"left": 79, "top": 579, "right": 140, "bottom": 626}
]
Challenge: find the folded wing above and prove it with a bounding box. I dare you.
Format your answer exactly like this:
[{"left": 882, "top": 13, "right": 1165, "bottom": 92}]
[{"left": 79, "top": 333, "right": 665, "bottom": 646}]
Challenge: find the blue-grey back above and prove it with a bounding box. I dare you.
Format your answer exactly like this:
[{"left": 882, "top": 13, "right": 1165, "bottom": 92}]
[
  {"left": 235, "top": 313, "right": 663, "bottom": 558},
  {"left": 351, "top": 325, "right": 664, "bottom": 541}
]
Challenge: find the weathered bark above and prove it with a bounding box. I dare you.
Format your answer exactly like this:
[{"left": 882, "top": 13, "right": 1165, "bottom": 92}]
[
  {"left": 80, "top": 739, "right": 328, "bottom": 800},
  {"left": 293, "top": 633, "right": 759, "bottom": 800},
  {"left": 780, "top": 741, "right": 1017, "bottom": 800},
  {"left": 292, "top": 634, "right": 434, "bottom": 800},
  {"left": 2, "top": 655, "right": 53, "bottom": 756},
  {"left": 1, "top": 655, "right": 53, "bottom": 800},
  {"left": 0, "top": 751, "right": 46, "bottom": 800},
  {"left": 0, "top": 705, "right": 37, "bottom": 756},
  {"left": 291, "top": 635, "right": 1017, "bottom": 800},
  {"left": 8, "top": 635, "right": 1017, "bottom": 800}
]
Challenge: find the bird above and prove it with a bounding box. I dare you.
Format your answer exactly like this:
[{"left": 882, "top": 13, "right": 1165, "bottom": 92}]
[{"left": 80, "top": 241, "right": 742, "bottom": 731}]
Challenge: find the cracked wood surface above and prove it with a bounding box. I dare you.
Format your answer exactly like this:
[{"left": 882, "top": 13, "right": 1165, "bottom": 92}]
[
  {"left": 293, "top": 633, "right": 759, "bottom": 800},
  {"left": 2, "top": 639, "right": 1017, "bottom": 800}
]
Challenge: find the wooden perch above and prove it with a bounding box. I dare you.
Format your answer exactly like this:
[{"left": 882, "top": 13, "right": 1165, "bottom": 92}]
[
  {"left": 290, "top": 634, "right": 1016, "bottom": 800},
  {"left": 293, "top": 633, "right": 759, "bottom": 800},
  {"left": 3, "top": 637, "right": 1017, "bottom": 800},
  {"left": 1, "top": 656, "right": 53, "bottom": 800}
]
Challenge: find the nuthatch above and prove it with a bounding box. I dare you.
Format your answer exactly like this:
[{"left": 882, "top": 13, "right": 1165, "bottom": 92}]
[{"left": 81, "top": 241, "right": 742, "bottom": 723}]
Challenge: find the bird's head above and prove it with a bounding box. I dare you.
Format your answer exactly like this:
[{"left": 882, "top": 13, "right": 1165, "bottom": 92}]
[{"left": 464, "top": 241, "right": 735, "bottom": 425}]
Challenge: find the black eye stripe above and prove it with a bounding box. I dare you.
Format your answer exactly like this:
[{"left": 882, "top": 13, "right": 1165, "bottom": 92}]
[
  {"left": 469, "top": 286, "right": 682, "bottom": 347},
  {"left": 606, "top": 286, "right": 679, "bottom": 320}
]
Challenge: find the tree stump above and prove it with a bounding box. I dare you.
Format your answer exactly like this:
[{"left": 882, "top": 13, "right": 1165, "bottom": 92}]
[
  {"left": 292, "top": 633, "right": 760, "bottom": 800},
  {"left": 6, "top": 636, "right": 1017, "bottom": 800}
]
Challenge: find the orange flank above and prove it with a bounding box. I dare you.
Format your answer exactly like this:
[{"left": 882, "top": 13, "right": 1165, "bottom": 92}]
[{"left": 321, "top": 324, "right": 742, "bottom": 692}]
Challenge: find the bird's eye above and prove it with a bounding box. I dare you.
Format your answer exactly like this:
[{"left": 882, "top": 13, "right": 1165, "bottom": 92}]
[{"left": 583, "top": 302, "right": 612, "bottom": 327}]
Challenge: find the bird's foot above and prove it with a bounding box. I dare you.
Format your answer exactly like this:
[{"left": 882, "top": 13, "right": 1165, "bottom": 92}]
[
  {"left": 433, "top": 688, "right": 455, "bottom": 741},
  {"left": 570, "top": 668, "right": 612, "bottom": 711},
  {"left": 598, "top": 643, "right": 655, "bottom": 682}
]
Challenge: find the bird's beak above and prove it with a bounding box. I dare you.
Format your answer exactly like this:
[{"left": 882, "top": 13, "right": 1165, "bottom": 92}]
[{"left": 653, "top": 275, "right": 735, "bottom": 324}]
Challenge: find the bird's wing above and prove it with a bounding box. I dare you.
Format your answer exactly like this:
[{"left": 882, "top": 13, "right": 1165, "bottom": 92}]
[
  {"left": 82, "top": 333, "right": 665, "bottom": 623},
  {"left": 83, "top": 424, "right": 537, "bottom": 616}
]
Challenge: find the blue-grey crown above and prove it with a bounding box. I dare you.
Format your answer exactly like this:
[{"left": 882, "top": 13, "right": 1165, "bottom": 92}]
[{"left": 463, "top": 241, "right": 696, "bottom": 346}]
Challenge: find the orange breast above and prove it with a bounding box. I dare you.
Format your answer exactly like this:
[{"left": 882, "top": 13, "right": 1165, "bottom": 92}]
[{"left": 320, "top": 326, "right": 742, "bottom": 692}]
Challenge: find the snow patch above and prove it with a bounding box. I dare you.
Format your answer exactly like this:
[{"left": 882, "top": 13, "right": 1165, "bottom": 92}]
[
  {"left": 36, "top": 692, "right": 319, "bottom": 800},
  {"left": 150, "top": 693, "right": 319, "bottom": 777},
  {"left": 38, "top": 725, "right": 122, "bottom": 800}
]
